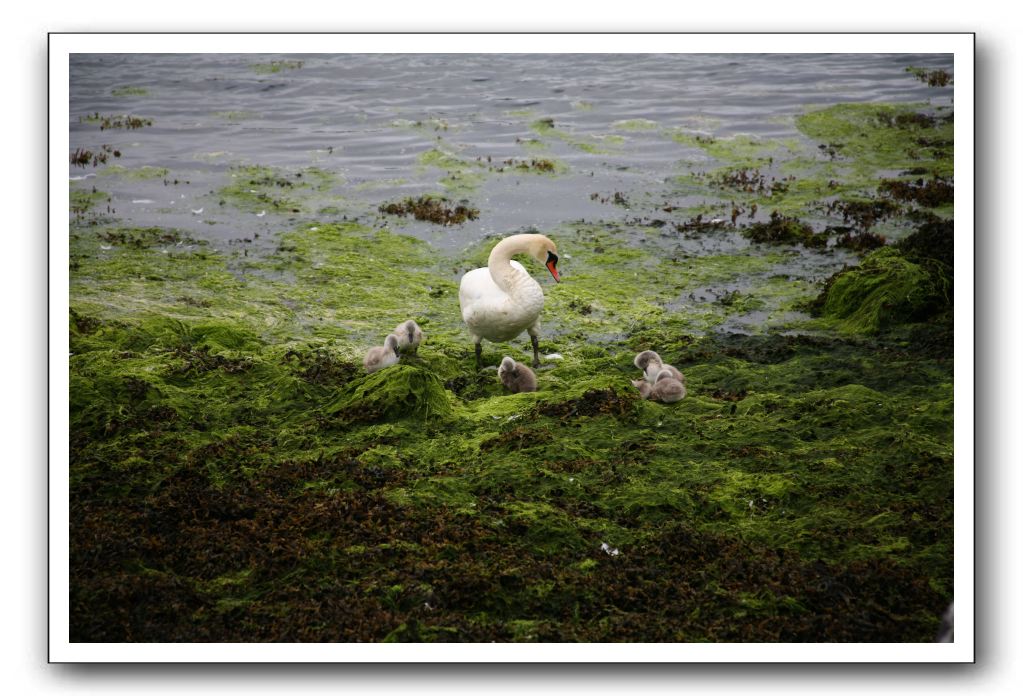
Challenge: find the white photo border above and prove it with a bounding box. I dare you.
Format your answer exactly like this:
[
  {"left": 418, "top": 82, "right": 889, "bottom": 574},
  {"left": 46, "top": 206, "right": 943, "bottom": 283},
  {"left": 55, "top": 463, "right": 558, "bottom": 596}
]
[{"left": 50, "top": 31, "right": 974, "bottom": 663}]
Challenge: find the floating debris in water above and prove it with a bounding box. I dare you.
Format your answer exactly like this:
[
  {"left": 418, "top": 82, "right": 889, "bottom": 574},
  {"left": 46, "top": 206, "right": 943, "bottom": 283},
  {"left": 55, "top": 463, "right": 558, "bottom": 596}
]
[
  {"left": 132, "top": 199, "right": 154, "bottom": 204},
  {"left": 256, "top": 210, "right": 267, "bottom": 217},
  {"left": 191, "top": 208, "right": 204, "bottom": 215}
]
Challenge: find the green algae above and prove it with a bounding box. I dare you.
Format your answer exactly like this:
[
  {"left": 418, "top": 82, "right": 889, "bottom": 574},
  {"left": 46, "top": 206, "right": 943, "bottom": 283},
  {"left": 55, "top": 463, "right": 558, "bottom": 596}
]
[
  {"left": 613, "top": 118, "right": 659, "bottom": 131},
  {"left": 69, "top": 97, "right": 955, "bottom": 643},
  {"left": 111, "top": 86, "right": 148, "bottom": 97},
  {"left": 70, "top": 281, "right": 954, "bottom": 641},
  {"left": 813, "top": 247, "right": 943, "bottom": 334},
  {"left": 98, "top": 165, "right": 170, "bottom": 180},
  {"left": 516, "top": 137, "right": 548, "bottom": 152},
  {"left": 217, "top": 164, "right": 339, "bottom": 214},
  {"left": 214, "top": 110, "right": 256, "bottom": 122},
  {"left": 392, "top": 117, "right": 460, "bottom": 134},
  {"left": 670, "top": 130, "right": 798, "bottom": 168},
  {"left": 250, "top": 60, "right": 304, "bottom": 74},
  {"left": 325, "top": 365, "right": 454, "bottom": 424},
  {"left": 528, "top": 118, "right": 617, "bottom": 154},
  {"left": 70, "top": 186, "right": 108, "bottom": 215},
  {"left": 660, "top": 102, "right": 953, "bottom": 231},
  {"left": 416, "top": 146, "right": 488, "bottom": 195},
  {"left": 796, "top": 103, "right": 953, "bottom": 178}
]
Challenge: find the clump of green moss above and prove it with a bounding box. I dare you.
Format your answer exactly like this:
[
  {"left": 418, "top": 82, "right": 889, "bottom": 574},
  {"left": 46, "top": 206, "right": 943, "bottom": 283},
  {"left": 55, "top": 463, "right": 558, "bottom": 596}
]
[
  {"left": 379, "top": 196, "right": 479, "bottom": 225},
  {"left": 811, "top": 247, "right": 944, "bottom": 333},
  {"left": 325, "top": 365, "right": 453, "bottom": 423},
  {"left": 742, "top": 211, "right": 826, "bottom": 248}
]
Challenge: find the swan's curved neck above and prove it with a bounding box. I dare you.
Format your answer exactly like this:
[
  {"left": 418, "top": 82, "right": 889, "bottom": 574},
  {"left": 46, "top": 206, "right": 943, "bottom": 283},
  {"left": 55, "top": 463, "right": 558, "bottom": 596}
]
[{"left": 488, "top": 234, "right": 543, "bottom": 296}]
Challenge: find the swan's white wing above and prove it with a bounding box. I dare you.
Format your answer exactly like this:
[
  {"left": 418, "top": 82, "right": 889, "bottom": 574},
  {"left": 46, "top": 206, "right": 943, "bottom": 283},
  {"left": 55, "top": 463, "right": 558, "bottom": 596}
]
[
  {"left": 458, "top": 262, "right": 527, "bottom": 302},
  {"left": 458, "top": 267, "right": 500, "bottom": 322},
  {"left": 458, "top": 261, "right": 540, "bottom": 342}
]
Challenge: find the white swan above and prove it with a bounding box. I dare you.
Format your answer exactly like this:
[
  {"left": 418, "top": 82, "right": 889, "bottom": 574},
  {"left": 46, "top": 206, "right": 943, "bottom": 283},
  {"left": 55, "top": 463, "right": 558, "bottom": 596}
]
[
  {"left": 458, "top": 233, "right": 560, "bottom": 368},
  {"left": 363, "top": 334, "right": 400, "bottom": 373}
]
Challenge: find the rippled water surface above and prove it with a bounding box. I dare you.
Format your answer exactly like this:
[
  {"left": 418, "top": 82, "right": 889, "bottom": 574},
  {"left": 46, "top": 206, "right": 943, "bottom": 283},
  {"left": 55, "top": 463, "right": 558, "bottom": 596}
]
[{"left": 69, "top": 53, "right": 953, "bottom": 251}]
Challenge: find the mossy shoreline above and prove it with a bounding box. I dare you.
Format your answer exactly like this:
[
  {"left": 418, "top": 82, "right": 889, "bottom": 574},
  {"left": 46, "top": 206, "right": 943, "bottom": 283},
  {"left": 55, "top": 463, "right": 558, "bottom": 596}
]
[{"left": 69, "top": 93, "right": 955, "bottom": 642}]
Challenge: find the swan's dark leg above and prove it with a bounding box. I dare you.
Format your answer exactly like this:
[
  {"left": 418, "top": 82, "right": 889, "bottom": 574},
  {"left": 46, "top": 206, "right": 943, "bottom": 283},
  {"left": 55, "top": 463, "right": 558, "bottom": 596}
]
[
  {"left": 530, "top": 334, "right": 540, "bottom": 368},
  {"left": 475, "top": 342, "right": 483, "bottom": 370}
]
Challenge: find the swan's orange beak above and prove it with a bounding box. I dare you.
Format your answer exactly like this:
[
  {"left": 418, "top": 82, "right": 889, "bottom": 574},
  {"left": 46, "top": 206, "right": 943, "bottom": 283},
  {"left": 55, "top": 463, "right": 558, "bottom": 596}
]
[{"left": 546, "top": 252, "right": 560, "bottom": 283}]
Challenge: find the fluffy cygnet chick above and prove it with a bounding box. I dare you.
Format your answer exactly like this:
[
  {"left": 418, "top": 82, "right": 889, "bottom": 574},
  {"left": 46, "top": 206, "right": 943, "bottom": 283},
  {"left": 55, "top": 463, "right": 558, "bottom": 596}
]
[
  {"left": 634, "top": 350, "right": 685, "bottom": 384},
  {"left": 652, "top": 369, "right": 686, "bottom": 402},
  {"left": 631, "top": 379, "right": 654, "bottom": 400},
  {"left": 632, "top": 369, "right": 686, "bottom": 403},
  {"left": 393, "top": 319, "right": 423, "bottom": 355},
  {"left": 363, "top": 334, "right": 400, "bottom": 373},
  {"left": 498, "top": 356, "right": 537, "bottom": 393}
]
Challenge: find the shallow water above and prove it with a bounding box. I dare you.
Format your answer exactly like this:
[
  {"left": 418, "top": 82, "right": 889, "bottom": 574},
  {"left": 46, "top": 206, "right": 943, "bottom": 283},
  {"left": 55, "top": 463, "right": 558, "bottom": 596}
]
[{"left": 69, "top": 53, "right": 953, "bottom": 250}]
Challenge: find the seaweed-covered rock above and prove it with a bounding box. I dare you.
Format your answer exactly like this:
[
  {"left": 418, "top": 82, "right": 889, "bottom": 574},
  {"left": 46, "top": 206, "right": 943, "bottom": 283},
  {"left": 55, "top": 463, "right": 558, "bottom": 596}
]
[
  {"left": 835, "top": 230, "right": 887, "bottom": 254},
  {"left": 878, "top": 177, "right": 953, "bottom": 208},
  {"left": 812, "top": 247, "right": 942, "bottom": 334},
  {"left": 742, "top": 211, "right": 826, "bottom": 248},
  {"left": 897, "top": 217, "right": 953, "bottom": 269},
  {"left": 324, "top": 364, "right": 453, "bottom": 423}
]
